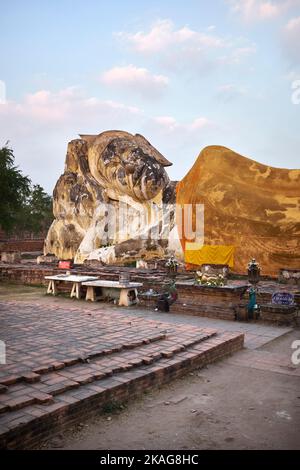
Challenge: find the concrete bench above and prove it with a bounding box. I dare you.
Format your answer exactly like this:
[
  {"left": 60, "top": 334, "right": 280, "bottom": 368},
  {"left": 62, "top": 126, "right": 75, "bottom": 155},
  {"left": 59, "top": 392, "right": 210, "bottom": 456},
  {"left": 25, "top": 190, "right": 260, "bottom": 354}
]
[{"left": 82, "top": 280, "right": 143, "bottom": 306}]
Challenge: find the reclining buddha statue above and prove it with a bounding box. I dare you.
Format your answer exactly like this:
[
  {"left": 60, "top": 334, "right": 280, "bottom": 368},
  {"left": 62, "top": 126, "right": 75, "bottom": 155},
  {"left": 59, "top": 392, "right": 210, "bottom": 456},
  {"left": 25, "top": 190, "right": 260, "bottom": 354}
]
[{"left": 45, "top": 131, "right": 300, "bottom": 275}]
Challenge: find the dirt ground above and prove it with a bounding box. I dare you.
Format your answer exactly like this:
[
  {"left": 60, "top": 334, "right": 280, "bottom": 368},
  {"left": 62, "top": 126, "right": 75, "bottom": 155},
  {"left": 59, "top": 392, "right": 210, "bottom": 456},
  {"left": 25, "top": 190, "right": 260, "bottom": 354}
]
[
  {"left": 1, "top": 283, "right": 299, "bottom": 450},
  {"left": 39, "top": 329, "right": 299, "bottom": 451},
  {"left": 43, "top": 305, "right": 300, "bottom": 449}
]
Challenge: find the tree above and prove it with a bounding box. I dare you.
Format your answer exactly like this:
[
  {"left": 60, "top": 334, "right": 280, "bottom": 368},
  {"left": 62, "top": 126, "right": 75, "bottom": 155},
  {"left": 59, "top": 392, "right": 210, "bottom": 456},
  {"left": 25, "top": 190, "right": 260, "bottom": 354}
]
[
  {"left": 0, "top": 145, "right": 31, "bottom": 233},
  {"left": 21, "top": 184, "right": 53, "bottom": 235},
  {"left": 0, "top": 144, "right": 53, "bottom": 236}
]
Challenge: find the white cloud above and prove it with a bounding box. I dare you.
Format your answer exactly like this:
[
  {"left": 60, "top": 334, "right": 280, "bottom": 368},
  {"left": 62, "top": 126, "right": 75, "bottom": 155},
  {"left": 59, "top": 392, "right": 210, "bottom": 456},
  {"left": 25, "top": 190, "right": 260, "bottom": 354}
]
[
  {"left": 190, "top": 117, "right": 213, "bottom": 130},
  {"left": 117, "top": 19, "right": 256, "bottom": 73},
  {"left": 152, "top": 115, "right": 214, "bottom": 134},
  {"left": 228, "top": 0, "right": 279, "bottom": 20},
  {"left": 227, "top": 0, "right": 300, "bottom": 22},
  {"left": 285, "top": 14, "right": 300, "bottom": 29},
  {"left": 117, "top": 19, "right": 226, "bottom": 54},
  {"left": 216, "top": 84, "right": 248, "bottom": 101},
  {"left": 13, "top": 87, "right": 141, "bottom": 123},
  {"left": 284, "top": 69, "right": 300, "bottom": 80},
  {"left": 219, "top": 45, "right": 256, "bottom": 65},
  {"left": 101, "top": 65, "right": 169, "bottom": 97},
  {"left": 283, "top": 16, "right": 300, "bottom": 63},
  {"left": 154, "top": 116, "right": 178, "bottom": 131},
  {"left": 0, "top": 88, "right": 143, "bottom": 192}
]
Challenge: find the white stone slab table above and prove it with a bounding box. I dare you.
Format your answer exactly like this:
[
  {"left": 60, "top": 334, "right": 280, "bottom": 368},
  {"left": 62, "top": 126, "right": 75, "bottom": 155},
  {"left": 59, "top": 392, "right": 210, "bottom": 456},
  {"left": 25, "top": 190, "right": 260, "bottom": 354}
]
[{"left": 45, "top": 274, "right": 99, "bottom": 299}]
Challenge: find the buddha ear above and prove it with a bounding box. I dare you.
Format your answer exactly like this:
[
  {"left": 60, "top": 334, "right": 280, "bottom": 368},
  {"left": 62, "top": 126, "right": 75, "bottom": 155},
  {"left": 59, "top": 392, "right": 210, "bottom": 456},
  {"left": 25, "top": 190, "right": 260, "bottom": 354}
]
[
  {"left": 134, "top": 133, "right": 172, "bottom": 167},
  {"left": 79, "top": 135, "right": 97, "bottom": 146}
]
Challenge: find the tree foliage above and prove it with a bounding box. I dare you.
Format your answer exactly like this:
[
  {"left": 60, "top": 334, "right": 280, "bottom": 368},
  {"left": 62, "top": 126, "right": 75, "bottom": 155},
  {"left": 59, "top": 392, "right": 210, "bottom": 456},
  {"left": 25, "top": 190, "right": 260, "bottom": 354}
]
[{"left": 0, "top": 144, "right": 53, "bottom": 235}]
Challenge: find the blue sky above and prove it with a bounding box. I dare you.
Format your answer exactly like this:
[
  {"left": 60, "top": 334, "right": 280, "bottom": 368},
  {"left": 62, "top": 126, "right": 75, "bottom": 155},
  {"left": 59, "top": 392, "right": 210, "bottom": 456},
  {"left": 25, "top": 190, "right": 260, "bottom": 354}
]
[{"left": 0, "top": 0, "right": 300, "bottom": 192}]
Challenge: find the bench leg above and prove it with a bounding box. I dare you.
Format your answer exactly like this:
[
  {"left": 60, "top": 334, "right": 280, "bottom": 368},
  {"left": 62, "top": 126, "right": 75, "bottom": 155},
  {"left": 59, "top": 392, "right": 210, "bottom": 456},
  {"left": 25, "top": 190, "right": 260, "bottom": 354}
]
[
  {"left": 119, "top": 289, "right": 128, "bottom": 306},
  {"left": 76, "top": 283, "right": 81, "bottom": 299},
  {"left": 53, "top": 281, "right": 58, "bottom": 296},
  {"left": 46, "top": 280, "right": 52, "bottom": 294},
  {"left": 70, "top": 283, "right": 77, "bottom": 298},
  {"left": 47, "top": 280, "right": 57, "bottom": 295},
  {"left": 119, "top": 289, "right": 129, "bottom": 307},
  {"left": 86, "top": 286, "right": 95, "bottom": 302},
  {"left": 119, "top": 288, "right": 138, "bottom": 307}
]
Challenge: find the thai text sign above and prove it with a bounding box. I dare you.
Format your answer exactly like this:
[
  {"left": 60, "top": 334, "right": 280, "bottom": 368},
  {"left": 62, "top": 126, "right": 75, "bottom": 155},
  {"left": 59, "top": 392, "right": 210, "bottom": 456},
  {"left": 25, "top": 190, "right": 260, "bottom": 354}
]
[{"left": 272, "top": 292, "right": 294, "bottom": 305}]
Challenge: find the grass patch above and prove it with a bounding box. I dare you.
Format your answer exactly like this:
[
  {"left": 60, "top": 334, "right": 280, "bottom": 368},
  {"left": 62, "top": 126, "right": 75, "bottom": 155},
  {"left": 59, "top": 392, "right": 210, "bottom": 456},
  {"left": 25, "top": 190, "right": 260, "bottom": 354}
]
[{"left": 102, "top": 400, "right": 126, "bottom": 414}]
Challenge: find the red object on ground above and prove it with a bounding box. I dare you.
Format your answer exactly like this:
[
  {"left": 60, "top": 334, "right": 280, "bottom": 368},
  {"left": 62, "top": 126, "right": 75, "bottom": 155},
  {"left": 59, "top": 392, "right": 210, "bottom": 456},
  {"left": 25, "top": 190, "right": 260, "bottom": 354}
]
[{"left": 58, "top": 260, "right": 73, "bottom": 270}]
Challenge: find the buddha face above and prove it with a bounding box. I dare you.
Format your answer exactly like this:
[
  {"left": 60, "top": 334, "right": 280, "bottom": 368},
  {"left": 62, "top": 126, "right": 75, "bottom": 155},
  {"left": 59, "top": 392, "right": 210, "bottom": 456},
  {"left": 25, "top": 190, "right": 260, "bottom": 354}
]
[{"left": 89, "top": 137, "right": 170, "bottom": 202}]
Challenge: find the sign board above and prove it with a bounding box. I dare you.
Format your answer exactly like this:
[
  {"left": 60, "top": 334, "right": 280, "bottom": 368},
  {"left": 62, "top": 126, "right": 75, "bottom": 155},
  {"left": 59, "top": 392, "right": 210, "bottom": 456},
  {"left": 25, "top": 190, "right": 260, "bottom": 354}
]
[
  {"left": 58, "top": 260, "right": 73, "bottom": 270},
  {"left": 271, "top": 292, "right": 294, "bottom": 306}
]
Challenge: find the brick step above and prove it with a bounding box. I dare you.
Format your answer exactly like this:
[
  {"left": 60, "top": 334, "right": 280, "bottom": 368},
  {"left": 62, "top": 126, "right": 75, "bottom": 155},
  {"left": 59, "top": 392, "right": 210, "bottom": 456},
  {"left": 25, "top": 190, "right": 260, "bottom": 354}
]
[
  {"left": 0, "top": 331, "right": 169, "bottom": 388},
  {"left": 0, "top": 328, "right": 216, "bottom": 413},
  {"left": 0, "top": 331, "right": 244, "bottom": 449}
]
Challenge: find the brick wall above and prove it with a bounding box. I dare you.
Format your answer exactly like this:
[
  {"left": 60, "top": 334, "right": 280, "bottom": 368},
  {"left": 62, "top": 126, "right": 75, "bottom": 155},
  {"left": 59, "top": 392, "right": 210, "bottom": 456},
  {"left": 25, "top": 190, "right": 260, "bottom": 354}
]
[{"left": 0, "top": 239, "right": 44, "bottom": 252}]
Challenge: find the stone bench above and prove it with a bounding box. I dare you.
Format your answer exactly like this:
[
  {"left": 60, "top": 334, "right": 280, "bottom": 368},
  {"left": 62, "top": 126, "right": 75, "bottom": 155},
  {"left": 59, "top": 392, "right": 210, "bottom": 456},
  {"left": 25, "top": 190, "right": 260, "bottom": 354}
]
[{"left": 82, "top": 280, "right": 143, "bottom": 307}]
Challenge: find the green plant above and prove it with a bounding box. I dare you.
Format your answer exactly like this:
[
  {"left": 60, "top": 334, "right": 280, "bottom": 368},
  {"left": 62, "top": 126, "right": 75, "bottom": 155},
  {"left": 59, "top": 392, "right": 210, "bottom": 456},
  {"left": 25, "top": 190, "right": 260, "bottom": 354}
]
[{"left": 102, "top": 400, "right": 126, "bottom": 414}]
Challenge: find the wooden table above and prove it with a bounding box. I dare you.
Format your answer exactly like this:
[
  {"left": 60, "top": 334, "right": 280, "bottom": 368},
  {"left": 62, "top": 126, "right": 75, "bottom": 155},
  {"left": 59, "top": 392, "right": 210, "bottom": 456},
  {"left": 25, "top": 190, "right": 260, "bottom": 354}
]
[
  {"left": 45, "top": 275, "right": 99, "bottom": 299},
  {"left": 82, "top": 280, "right": 143, "bottom": 306}
]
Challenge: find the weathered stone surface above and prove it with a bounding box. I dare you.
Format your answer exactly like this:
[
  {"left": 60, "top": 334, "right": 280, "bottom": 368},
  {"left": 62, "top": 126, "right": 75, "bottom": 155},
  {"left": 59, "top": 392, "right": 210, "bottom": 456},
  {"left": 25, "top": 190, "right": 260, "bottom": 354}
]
[
  {"left": 177, "top": 145, "right": 300, "bottom": 275},
  {"left": 44, "top": 131, "right": 180, "bottom": 264},
  {"left": 36, "top": 254, "right": 58, "bottom": 265}
]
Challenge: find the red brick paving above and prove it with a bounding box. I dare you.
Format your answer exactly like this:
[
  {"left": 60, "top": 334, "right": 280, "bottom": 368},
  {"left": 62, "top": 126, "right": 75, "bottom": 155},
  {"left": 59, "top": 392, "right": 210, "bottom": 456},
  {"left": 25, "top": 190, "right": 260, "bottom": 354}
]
[{"left": 0, "top": 300, "right": 244, "bottom": 449}]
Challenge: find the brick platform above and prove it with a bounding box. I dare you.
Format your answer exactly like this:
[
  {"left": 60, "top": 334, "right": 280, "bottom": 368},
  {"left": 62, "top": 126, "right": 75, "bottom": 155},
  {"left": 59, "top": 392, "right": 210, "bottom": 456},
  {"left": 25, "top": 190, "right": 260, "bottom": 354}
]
[
  {"left": 0, "top": 300, "right": 244, "bottom": 449},
  {"left": 260, "top": 304, "right": 297, "bottom": 325},
  {"left": 172, "top": 282, "right": 248, "bottom": 320}
]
